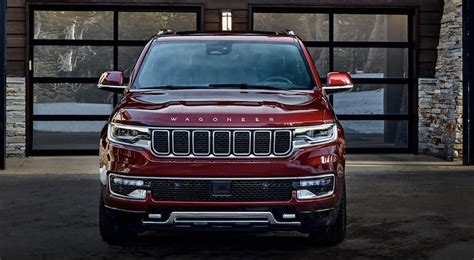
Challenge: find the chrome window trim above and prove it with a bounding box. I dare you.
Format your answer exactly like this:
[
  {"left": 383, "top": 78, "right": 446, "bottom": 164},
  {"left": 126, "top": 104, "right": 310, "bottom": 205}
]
[
  {"left": 273, "top": 130, "right": 293, "bottom": 156},
  {"left": 253, "top": 130, "right": 272, "bottom": 156},
  {"left": 233, "top": 131, "right": 252, "bottom": 156},
  {"left": 212, "top": 130, "right": 231, "bottom": 156},
  {"left": 192, "top": 130, "right": 211, "bottom": 156},
  {"left": 151, "top": 130, "right": 170, "bottom": 155},
  {"left": 172, "top": 130, "right": 191, "bottom": 156}
]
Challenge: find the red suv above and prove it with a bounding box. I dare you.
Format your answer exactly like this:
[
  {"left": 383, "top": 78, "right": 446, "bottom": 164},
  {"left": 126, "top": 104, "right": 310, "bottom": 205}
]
[{"left": 97, "top": 31, "right": 353, "bottom": 245}]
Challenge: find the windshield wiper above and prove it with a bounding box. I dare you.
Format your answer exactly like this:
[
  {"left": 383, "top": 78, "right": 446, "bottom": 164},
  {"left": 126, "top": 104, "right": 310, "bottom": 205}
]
[{"left": 208, "top": 84, "right": 284, "bottom": 90}]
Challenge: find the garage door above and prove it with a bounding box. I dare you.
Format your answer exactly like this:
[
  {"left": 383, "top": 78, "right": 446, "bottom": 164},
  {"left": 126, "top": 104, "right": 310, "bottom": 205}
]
[
  {"left": 28, "top": 5, "right": 200, "bottom": 155},
  {"left": 253, "top": 8, "right": 414, "bottom": 153}
]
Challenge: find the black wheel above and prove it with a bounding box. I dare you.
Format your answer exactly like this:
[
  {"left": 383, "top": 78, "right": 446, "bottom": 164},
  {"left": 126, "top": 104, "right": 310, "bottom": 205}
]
[
  {"left": 99, "top": 196, "right": 137, "bottom": 244},
  {"left": 309, "top": 185, "right": 346, "bottom": 246}
]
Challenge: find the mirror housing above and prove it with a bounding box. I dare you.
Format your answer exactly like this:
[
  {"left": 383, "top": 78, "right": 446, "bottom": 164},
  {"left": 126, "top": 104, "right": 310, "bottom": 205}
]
[
  {"left": 97, "top": 71, "right": 126, "bottom": 93},
  {"left": 323, "top": 72, "right": 353, "bottom": 95}
]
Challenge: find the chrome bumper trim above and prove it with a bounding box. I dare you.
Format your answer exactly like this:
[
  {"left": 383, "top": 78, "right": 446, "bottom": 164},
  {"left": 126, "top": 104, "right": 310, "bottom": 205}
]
[
  {"left": 104, "top": 205, "right": 145, "bottom": 214},
  {"left": 143, "top": 211, "right": 301, "bottom": 226}
]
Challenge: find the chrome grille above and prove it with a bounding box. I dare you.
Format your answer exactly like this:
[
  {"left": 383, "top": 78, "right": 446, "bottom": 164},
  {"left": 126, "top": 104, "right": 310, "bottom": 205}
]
[{"left": 152, "top": 129, "right": 292, "bottom": 157}]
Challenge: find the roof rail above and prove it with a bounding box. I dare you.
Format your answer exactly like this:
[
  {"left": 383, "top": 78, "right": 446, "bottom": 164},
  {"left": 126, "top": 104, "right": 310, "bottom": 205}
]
[
  {"left": 157, "top": 29, "right": 175, "bottom": 36},
  {"left": 283, "top": 30, "right": 296, "bottom": 36}
]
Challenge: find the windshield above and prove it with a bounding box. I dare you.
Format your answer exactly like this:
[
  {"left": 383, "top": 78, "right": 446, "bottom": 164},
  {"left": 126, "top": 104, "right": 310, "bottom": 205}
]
[{"left": 133, "top": 40, "right": 315, "bottom": 90}]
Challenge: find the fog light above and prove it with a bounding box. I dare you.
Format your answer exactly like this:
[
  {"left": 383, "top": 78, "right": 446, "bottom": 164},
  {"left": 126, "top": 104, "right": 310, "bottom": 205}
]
[
  {"left": 297, "top": 189, "right": 318, "bottom": 200},
  {"left": 127, "top": 189, "right": 147, "bottom": 199},
  {"left": 296, "top": 175, "right": 335, "bottom": 200},
  {"left": 109, "top": 175, "right": 151, "bottom": 200}
]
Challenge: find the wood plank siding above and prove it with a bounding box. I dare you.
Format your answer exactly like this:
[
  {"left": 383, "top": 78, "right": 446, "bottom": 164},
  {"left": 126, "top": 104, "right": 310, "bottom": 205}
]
[{"left": 6, "top": 0, "right": 444, "bottom": 77}]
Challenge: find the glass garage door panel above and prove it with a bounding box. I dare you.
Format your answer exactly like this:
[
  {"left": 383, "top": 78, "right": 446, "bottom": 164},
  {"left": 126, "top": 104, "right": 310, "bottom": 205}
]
[
  {"left": 32, "top": 121, "right": 107, "bottom": 150},
  {"left": 33, "top": 83, "right": 114, "bottom": 115},
  {"left": 253, "top": 13, "right": 329, "bottom": 41},
  {"left": 33, "top": 46, "right": 113, "bottom": 78},
  {"left": 333, "top": 84, "right": 408, "bottom": 115},
  {"left": 253, "top": 10, "right": 413, "bottom": 152},
  {"left": 30, "top": 7, "right": 200, "bottom": 155},
  {"left": 341, "top": 120, "right": 408, "bottom": 148},
  {"left": 307, "top": 48, "right": 330, "bottom": 77},
  {"left": 334, "top": 48, "right": 409, "bottom": 78},
  {"left": 118, "top": 47, "right": 145, "bottom": 77},
  {"left": 34, "top": 11, "right": 113, "bottom": 40},
  {"left": 334, "top": 14, "right": 408, "bottom": 42},
  {"left": 119, "top": 12, "right": 197, "bottom": 40}
]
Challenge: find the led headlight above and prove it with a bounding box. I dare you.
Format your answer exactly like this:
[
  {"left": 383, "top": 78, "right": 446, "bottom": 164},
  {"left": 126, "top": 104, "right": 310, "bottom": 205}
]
[
  {"left": 109, "top": 175, "right": 151, "bottom": 200},
  {"left": 293, "top": 124, "right": 337, "bottom": 148},
  {"left": 295, "top": 175, "right": 335, "bottom": 200},
  {"left": 108, "top": 123, "right": 151, "bottom": 148}
]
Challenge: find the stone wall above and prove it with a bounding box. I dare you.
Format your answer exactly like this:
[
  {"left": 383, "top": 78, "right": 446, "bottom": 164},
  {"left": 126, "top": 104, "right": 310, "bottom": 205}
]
[
  {"left": 6, "top": 77, "right": 26, "bottom": 157},
  {"left": 418, "top": 0, "right": 463, "bottom": 161}
]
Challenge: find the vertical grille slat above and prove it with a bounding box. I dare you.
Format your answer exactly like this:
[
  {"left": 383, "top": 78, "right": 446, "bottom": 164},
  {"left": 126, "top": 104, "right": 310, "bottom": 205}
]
[
  {"left": 172, "top": 131, "right": 190, "bottom": 155},
  {"left": 233, "top": 131, "right": 251, "bottom": 155},
  {"left": 152, "top": 130, "right": 170, "bottom": 155},
  {"left": 274, "top": 131, "right": 292, "bottom": 155},
  {"left": 193, "top": 131, "right": 210, "bottom": 155},
  {"left": 152, "top": 129, "right": 292, "bottom": 157},
  {"left": 254, "top": 131, "right": 272, "bottom": 155},
  {"left": 213, "top": 131, "right": 231, "bottom": 155}
]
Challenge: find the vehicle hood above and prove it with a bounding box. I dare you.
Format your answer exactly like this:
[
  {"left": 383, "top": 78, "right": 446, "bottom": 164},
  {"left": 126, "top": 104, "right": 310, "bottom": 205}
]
[{"left": 111, "top": 89, "right": 334, "bottom": 127}]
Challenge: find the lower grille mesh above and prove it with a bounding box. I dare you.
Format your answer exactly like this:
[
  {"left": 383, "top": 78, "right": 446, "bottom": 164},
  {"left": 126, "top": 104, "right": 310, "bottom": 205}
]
[{"left": 150, "top": 179, "right": 294, "bottom": 202}]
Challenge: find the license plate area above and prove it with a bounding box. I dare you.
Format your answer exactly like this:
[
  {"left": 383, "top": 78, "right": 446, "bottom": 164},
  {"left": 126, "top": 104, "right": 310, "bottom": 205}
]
[{"left": 212, "top": 181, "right": 231, "bottom": 196}]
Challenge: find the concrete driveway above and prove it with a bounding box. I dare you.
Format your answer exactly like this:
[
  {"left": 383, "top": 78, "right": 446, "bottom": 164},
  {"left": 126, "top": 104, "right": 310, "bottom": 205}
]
[{"left": 0, "top": 155, "right": 474, "bottom": 258}]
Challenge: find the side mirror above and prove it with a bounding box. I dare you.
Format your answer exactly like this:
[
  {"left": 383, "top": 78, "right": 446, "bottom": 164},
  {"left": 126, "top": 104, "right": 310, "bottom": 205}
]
[
  {"left": 97, "top": 71, "right": 126, "bottom": 93},
  {"left": 323, "top": 72, "right": 353, "bottom": 95}
]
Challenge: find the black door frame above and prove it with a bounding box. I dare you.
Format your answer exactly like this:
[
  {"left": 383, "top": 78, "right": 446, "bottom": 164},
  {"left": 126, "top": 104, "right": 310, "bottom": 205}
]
[
  {"left": 250, "top": 6, "right": 418, "bottom": 154},
  {"left": 464, "top": 0, "right": 474, "bottom": 165},
  {"left": 0, "top": 0, "right": 6, "bottom": 169},
  {"left": 26, "top": 4, "right": 203, "bottom": 156}
]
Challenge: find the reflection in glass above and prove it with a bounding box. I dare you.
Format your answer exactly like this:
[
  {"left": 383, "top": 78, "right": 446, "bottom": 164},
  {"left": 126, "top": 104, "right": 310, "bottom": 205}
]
[
  {"left": 118, "top": 47, "right": 145, "bottom": 77},
  {"left": 341, "top": 120, "right": 408, "bottom": 148},
  {"left": 33, "top": 83, "right": 113, "bottom": 115},
  {"left": 334, "top": 14, "right": 408, "bottom": 42},
  {"left": 334, "top": 48, "right": 408, "bottom": 78},
  {"left": 333, "top": 84, "right": 408, "bottom": 115},
  {"left": 307, "top": 48, "right": 330, "bottom": 77},
  {"left": 33, "top": 121, "right": 107, "bottom": 150},
  {"left": 34, "top": 46, "right": 113, "bottom": 77},
  {"left": 119, "top": 12, "right": 197, "bottom": 40},
  {"left": 253, "top": 13, "right": 329, "bottom": 41},
  {"left": 34, "top": 11, "right": 113, "bottom": 40}
]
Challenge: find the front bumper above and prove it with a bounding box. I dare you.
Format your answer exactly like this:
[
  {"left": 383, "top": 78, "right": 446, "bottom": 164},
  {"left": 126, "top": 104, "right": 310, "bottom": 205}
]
[
  {"left": 100, "top": 137, "right": 345, "bottom": 232},
  {"left": 104, "top": 204, "right": 339, "bottom": 232}
]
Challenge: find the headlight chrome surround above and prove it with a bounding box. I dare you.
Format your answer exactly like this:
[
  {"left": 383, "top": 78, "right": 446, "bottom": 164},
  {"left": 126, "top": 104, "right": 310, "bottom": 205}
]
[
  {"left": 108, "top": 123, "right": 151, "bottom": 149},
  {"left": 293, "top": 123, "right": 337, "bottom": 149}
]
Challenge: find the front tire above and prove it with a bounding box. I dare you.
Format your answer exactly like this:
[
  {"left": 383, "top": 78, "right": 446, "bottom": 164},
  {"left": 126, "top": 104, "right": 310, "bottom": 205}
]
[
  {"left": 99, "top": 196, "right": 137, "bottom": 244},
  {"left": 309, "top": 185, "right": 346, "bottom": 246}
]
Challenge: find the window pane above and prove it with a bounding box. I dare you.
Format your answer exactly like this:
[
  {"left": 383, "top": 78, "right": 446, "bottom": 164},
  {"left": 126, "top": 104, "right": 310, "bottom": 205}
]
[
  {"left": 308, "top": 48, "right": 329, "bottom": 77},
  {"left": 334, "top": 84, "right": 408, "bottom": 115},
  {"left": 33, "top": 83, "right": 113, "bottom": 115},
  {"left": 34, "top": 11, "right": 113, "bottom": 40},
  {"left": 334, "top": 14, "right": 408, "bottom": 42},
  {"left": 118, "top": 47, "right": 145, "bottom": 77},
  {"left": 253, "top": 13, "right": 329, "bottom": 41},
  {"left": 33, "top": 121, "right": 106, "bottom": 150},
  {"left": 34, "top": 46, "right": 113, "bottom": 77},
  {"left": 341, "top": 120, "right": 408, "bottom": 148},
  {"left": 334, "top": 48, "right": 408, "bottom": 78},
  {"left": 119, "top": 12, "right": 197, "bottom": 40}
]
